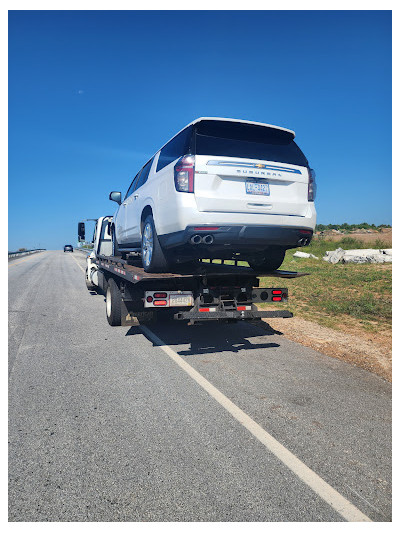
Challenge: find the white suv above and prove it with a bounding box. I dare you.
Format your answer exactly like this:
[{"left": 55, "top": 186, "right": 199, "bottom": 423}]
[{"left": 109, "top": 117, "right": 316, "bottom": 272}]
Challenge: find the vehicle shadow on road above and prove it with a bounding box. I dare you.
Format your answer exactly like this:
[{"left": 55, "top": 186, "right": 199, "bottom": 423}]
[{"left": 126, "top": 320, "right": 281, "bottom": 357}]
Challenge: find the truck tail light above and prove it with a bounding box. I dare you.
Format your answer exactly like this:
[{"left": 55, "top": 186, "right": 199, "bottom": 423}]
[
  {"left": 153, "top": 300, "right": 167, "bottom": 306},
  {"left": 174, "top": 155, "right": 195, "bottom": 193},
  {"left": 308, "top": 168, "right": 316, "bottom": 201}
]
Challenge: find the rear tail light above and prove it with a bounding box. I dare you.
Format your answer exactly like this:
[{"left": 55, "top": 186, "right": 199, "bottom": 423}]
[
  {"left": 154, "top": 292, "right": 167, "bottom": 298},
  {"left": 308, "top": 168, "right": 317, "bottom": 201},
  {"left": 153, "top": 300, "right": 167, "bottom": 306},
  {"left": 174, "top": 155, "right": 195, "bottom": 193}
]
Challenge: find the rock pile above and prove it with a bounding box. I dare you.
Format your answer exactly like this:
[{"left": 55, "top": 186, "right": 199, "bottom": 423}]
[
  {"left": 293, "top": 251, "right": 319, "bottom": 259},
  {"left": 322, "top": 248, "right": 392, "bottom": 264}
]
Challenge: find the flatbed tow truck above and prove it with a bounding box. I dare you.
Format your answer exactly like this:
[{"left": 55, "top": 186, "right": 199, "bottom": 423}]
[{"left": 78, "top": 218, "right": 308, "bottom": 326}]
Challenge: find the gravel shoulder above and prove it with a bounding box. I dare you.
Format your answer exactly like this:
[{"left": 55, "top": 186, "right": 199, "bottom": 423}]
[{"left": 260, "top": 313, "right": 392, "bottom": 382}]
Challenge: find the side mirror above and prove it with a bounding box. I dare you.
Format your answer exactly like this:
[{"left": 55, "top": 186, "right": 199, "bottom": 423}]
[
  {"left": 109, "top": 191, "right": 122, "bottom": 205},
  {"left": 78, "top": 222, "right": 85, "bottom": 242}
]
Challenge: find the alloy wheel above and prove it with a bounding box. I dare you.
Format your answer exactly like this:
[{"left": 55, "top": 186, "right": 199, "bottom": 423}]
[{"left": 142, "top": 222, "right": 154, "bottom": 267}]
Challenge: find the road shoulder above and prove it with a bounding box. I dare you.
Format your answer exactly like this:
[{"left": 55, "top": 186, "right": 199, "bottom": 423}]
[{"left": 259, "top": 314, "right": 391, "bottom": 382}]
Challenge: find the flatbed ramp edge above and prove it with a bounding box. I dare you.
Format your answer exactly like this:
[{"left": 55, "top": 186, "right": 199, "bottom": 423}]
[{"left": 93, "top": 255, "right": 309, "bottom": 325}]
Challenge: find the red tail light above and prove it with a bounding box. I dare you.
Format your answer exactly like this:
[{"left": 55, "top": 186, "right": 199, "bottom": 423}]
[
  {"left": 272, "top": 296, "right": 282, "bottom": 301},
  {"left": 154, "top": 300, "right": 167, "bottom": 306},
  {"left": 308, "top": 168, "right": 317, "bottom": 201},
  {"left": 154, "top": 292, "right": 167, "bottom": 298},
  {"left": 174, "top": 155, "right": 195, "bottom": 193}
]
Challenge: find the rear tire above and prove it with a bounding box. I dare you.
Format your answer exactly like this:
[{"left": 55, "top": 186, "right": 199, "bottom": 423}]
[
  {"left": 141, "top": 215, "right": 169, "bottom": 273},
  {"left": 106, "top": 278, "right": 122, "bottom": 326},
  {"left": 248, "top": 248, "right": 286, "bottom": 272}
]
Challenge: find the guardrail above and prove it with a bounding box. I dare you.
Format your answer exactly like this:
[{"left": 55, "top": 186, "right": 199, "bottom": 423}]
[
  {"left": 76, "top": 248, "right": 92, "bottom": 255},
  {"left": 8, "top": 249, "right": 46, "bottom": 259}
]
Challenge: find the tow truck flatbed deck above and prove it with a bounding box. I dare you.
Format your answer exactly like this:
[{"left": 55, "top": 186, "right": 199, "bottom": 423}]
[{"left": 94, "top": 255, "right": 309, "bottom": 284}]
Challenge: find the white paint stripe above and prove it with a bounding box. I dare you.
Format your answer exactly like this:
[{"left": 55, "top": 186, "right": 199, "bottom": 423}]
[
  {"left": 70, "top": 253, "right": 85, "bottom": 273},
  {"left": 140, "top": 325, "right": 372, "bottom": 522}
]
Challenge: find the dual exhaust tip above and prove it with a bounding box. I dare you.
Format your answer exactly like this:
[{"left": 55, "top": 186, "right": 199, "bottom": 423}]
[
  {"left": 297, "top": 237, "right": 309, "bottom": 247},
  {"left": 190, "top": 234, "right": 214, "bottom": 245}
]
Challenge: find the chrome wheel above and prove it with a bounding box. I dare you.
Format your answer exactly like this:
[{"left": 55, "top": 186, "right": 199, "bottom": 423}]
[
  {"left": 142, "top": 222, "right": 154, "bottom": 268},
  {"left": 106, "top": 286, "right": 112, "bottom": 317}
]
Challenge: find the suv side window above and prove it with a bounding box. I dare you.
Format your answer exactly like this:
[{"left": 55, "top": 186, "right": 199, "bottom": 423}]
[
  {"left": 125, "top": 171, "right": 141, "bottom": 200},
  {"left": 135, "top": 157, "right": 154, "bottom": 191},
  {"left": 156, "top": 126, "right": 193, "bottom": 172}
]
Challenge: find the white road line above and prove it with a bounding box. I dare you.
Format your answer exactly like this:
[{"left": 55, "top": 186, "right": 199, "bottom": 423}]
[
  {"left": 70, "top": 253, "right": 85, "bottom": 273},
  {"left": 140, "top": 325, "right": 372, "bottom": 522}
]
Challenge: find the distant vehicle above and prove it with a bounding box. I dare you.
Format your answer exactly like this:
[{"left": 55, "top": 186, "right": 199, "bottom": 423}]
[
  {"left": 64, "top": 245, "right": 73, "bottom": 252},
  {"left": 109, "top": 117, "right": 317, "bottom": 273}
]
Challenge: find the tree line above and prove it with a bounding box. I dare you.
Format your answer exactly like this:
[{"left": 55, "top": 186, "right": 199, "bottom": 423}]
[{"left": 316, "top": 223, "right": 391, "bottom": 232}]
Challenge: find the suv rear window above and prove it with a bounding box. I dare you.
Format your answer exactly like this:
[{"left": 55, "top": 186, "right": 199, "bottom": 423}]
[
  {"left": 156, "top": 126, "right": 193, "bottom": 172},
  {"left": 194, "top": 120, "right": 309, "bottom": 167}
]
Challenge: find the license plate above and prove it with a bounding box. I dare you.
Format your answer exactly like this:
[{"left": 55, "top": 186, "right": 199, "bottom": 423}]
[
  {"left": 245, "top": 181, "right": 270, "bottom": 195},
  {"left": 169, "top": 294, "right": 193, "bottom": 307}
]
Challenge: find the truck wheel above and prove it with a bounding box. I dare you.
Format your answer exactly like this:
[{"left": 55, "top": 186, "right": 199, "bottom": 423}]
[
  {"left": 141, "top": 215, "right": 169, "bottom": 273},
  {"left": 85, "top": 267, "right": 96, "bottom": 291},
  {"left": 248, "top": 248, "right": 286, "bottom": 272},
  {"left": 106, "top": 278, "right": 122, "bottom": 326}
]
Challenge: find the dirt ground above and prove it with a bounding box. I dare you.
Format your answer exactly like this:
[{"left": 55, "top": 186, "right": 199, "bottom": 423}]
[
  {"left": 319, "top": 231, "right": 392, "bottom": 246},
  {"left": 260, "top": 314, "right": 392, "bottom": 382}
]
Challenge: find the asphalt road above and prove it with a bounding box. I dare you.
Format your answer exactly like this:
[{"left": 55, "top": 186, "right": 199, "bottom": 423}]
[{"left": 8, "top": 251, "right": 392, "bottom": 522}]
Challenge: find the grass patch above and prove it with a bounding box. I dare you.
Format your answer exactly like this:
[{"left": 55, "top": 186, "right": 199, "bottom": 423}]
[
  {"left": 258, "top": 237, "right": 392, "bottom": 333},
  {"left": 302, "top": 236, "right": 388, "bottom": 257}
]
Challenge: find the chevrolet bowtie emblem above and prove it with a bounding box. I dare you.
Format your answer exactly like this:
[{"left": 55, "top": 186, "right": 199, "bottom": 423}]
[{"left": 255, "top": 164, "right": 265, "bottom": 168}]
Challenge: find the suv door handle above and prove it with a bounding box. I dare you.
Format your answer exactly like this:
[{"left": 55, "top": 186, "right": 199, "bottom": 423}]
[
  {"left": 122, "top": 202, "right": 127, "bottom": 206},
  {"left": 133, "top": 194, "right": 139, "bottom": 199}
]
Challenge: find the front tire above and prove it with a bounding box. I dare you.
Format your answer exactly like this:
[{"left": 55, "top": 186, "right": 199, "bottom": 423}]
[
  {"left": 248, "top": 248, "right": 286, "bottom": 272},
  {"left": 141, "top": 215, "right": 169, "bottom": 272},
  {"left": 106, "top": 278, "right": 122, "bottom": 326}
]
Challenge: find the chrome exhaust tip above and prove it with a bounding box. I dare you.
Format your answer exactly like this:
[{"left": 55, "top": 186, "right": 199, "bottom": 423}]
[
  {"left": 190, "top": 234, "right": 202, "bottom": 245},
  {"left": 202, "top": 234, "right": 214, "bottom": 245},
  {"left": 298, "top": 238, "right": 308, "bottom": 247}
]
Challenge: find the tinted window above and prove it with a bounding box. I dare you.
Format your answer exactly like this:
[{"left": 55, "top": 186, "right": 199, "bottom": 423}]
[
  {"left": 125, "top": 171, "right": 141, "bottom": 199},
  {"left": 194, "top": 120, "right": 309, "bottom": 167},
  {"left": 135, "top": 158, "right": 154, "bottom": 190},
  {"left": 156, "top": 126, "right": 193, "bottom": 172}
]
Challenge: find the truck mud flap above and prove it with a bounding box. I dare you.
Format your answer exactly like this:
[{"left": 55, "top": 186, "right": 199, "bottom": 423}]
[
  {"left": 120, "top": 300, "right": 156, "bottom": 326},
  {"left": 173, "top": 309, "right": 293, "bottom": 321}
]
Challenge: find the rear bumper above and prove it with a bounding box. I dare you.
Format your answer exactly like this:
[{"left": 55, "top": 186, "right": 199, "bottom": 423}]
[
  {"left": 159, "top": 225, "right": 313, "bottom": 250},
  {"left": 174, "top": 309, "right": 293, "bottom": 321}
]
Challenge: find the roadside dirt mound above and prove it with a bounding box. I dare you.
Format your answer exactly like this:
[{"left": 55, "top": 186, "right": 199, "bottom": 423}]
[
  {"left": 319, "top": 230, "right": 392, "bottom": 245},
  {"left": 260, "top": 315, "right": 392, "bottom": 382}
]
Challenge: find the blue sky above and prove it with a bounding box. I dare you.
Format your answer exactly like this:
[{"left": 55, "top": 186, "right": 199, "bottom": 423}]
[{"left": 8, "top": 10, "right": 392, "bottom": 251}]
